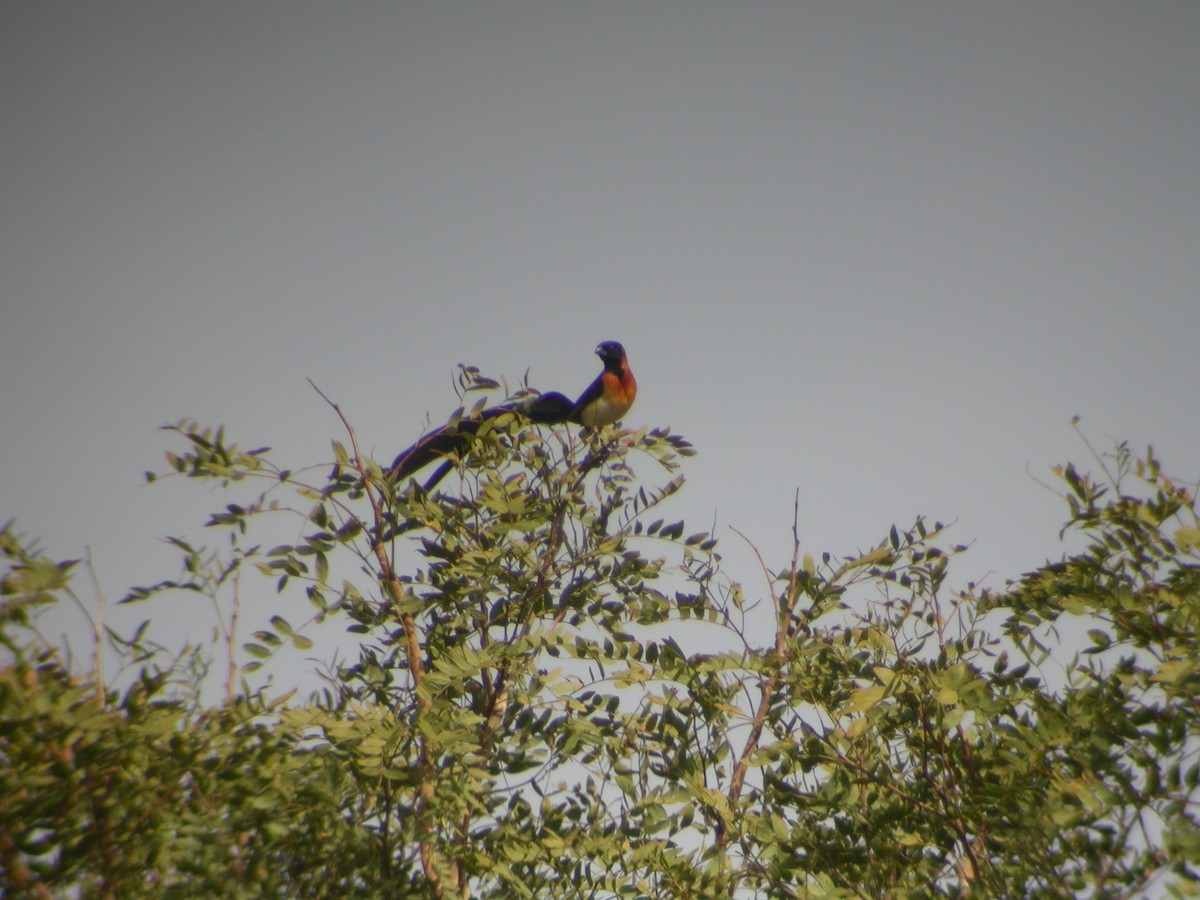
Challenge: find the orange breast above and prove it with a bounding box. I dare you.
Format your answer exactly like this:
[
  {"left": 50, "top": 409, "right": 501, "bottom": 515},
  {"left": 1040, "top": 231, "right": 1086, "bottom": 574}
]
[{"left": 580, "top": 370, "right": 637, "bottom": 428}]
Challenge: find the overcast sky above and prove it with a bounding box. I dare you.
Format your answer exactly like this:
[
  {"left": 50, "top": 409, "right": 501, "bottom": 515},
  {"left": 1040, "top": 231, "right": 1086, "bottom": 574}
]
[{"left": 2, "top": 3, "right": 1197, "bottom": 665}]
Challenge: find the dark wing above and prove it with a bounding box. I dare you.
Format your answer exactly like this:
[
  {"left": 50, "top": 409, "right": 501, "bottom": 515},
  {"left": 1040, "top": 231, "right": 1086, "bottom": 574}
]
[
  {"left": 566, "top": 373, "right": 606, "bottom": 426},
  {"left": 520, "top": 391, "right": 576, "bottom": 424}
]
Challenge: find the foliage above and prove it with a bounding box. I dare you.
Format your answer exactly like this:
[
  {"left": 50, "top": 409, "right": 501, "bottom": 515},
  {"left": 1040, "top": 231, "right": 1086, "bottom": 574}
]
[{"left": 2, "top": 372, "right": 1198, "bottom": 898}]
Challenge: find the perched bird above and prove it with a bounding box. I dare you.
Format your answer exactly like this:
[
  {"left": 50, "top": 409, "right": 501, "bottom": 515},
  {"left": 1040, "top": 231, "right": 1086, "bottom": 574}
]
[
  {"left": 568, "top": 340, "right": 639, "bottom": 429},
  {"left": 389, "top": 341, "right": 636, "bottom": 486}
]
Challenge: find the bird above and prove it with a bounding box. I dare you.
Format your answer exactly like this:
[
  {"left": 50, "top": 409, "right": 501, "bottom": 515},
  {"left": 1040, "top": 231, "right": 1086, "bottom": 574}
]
[{"left": 388, "top": 341, "right": 636, "bottom": 487}]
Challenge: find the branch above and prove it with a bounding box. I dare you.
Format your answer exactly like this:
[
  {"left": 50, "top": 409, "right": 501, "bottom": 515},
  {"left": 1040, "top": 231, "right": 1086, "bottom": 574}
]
[
  {"left": 720, "top": 493, "right": 804, "bottom": 852},
  {"left": 308, "top": 379, "right": 446, "bottom": 897}
]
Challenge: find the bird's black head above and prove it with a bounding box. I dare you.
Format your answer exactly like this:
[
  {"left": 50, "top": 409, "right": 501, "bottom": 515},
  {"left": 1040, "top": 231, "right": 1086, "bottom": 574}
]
[{"left": 595, "top": 341, "right": 626, "bottom": 370}]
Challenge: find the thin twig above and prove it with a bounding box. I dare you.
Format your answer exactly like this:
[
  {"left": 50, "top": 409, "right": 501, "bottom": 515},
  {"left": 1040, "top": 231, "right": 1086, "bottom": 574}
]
[
  {"left": 226, "top": 568, "right": 241, "bottom": 702},
  {"left": 84, "top": 550, "right": 106, "bottom": 708}
]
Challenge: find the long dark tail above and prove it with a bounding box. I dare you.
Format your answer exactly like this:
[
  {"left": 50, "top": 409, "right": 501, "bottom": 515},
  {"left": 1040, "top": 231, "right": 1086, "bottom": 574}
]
[{"left": 388, "top": 391, "right": 576, "bottom": 487}]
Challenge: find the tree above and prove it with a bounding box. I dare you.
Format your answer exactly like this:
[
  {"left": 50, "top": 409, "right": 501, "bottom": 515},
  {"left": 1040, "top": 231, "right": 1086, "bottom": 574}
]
[{"left": 2, "top": 372, "right": 1198, "bottom": 898}]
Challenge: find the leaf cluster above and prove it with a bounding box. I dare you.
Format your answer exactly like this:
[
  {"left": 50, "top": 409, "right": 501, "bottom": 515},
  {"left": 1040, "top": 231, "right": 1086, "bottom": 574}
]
[{"left": 2, "top": 390, "right": 1198, "bottom": 898}]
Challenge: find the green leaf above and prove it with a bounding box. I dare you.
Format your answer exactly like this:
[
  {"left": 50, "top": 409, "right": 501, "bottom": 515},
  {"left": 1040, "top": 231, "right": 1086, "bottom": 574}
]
[
  {"left": 842, "top": 684, "right": 887, "bottom": 715},
  {"left": 243, "top": 642, "right": 271, "bottom": 660},
  {"left": 1175, "top": 527, "right": 1200, "bottom": 552}
]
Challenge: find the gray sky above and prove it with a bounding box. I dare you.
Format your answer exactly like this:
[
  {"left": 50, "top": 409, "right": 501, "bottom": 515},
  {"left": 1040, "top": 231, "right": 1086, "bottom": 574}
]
[{"left": 2, "top": 3, "right": 1198, "bottom": 660}]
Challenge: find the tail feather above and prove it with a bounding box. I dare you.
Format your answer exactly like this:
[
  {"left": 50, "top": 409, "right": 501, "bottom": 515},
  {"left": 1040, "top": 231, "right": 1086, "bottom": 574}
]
[{"left": 388, "top": 391, "right": 576, "bottom": 486}]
